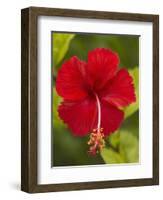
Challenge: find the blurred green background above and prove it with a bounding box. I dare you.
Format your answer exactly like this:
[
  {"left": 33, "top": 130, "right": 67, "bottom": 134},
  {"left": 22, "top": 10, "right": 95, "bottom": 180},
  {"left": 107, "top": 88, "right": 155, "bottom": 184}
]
[{"left": 52, "top": 32, "right": 139, "bottom": 166}]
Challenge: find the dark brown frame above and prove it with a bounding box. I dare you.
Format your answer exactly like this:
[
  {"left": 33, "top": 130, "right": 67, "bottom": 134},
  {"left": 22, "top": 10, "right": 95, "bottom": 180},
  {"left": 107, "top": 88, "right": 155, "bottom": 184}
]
[{"left": 21, "top": 6, "right": 159, "bottom": 193}]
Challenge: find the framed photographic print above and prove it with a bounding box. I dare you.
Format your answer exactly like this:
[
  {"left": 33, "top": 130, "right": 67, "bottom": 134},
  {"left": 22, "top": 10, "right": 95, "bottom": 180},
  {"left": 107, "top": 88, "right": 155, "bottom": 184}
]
[{"left": 21, "top": 7, "right": 159, "bottom": 193}]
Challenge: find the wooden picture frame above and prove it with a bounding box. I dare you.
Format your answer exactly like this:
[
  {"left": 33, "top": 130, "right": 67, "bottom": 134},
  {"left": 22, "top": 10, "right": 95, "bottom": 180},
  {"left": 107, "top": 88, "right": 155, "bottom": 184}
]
[{"left": 21, "top": 7, "right": 159, "bottom": 193}]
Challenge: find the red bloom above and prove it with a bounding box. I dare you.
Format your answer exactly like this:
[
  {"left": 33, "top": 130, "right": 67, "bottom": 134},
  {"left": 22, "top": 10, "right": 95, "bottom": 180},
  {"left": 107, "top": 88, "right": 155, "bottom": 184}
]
[{"left": 56, "top": 48, "right": 136, "bottom": 155}]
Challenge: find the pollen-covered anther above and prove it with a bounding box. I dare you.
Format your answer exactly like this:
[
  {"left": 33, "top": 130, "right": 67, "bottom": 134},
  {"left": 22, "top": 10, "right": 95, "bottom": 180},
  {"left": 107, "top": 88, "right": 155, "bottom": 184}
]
[{"left": 88, "top": 128, "right": 105, "bottom": 155}]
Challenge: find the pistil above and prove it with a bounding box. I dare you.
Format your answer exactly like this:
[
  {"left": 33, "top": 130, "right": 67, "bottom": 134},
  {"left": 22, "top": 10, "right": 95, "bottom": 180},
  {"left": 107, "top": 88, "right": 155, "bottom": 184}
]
[
  {"left": 87, "top": 93, "right": 105, "bottom": 155},
  {"left": 94, "top": 93, "right": 101, "bottom": 130}
]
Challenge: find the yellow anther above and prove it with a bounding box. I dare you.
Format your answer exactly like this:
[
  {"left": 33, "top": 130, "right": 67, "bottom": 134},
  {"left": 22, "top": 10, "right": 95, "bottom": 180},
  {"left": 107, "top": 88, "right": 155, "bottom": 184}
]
[{"left": 88, "top": 127, "right": 105, "bottom": 155}]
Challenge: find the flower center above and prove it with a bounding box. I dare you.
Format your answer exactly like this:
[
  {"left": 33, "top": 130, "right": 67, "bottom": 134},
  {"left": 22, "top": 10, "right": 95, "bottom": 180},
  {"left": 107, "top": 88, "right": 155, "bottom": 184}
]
[{"left": 87, "top": 93, "right": 105, "bottom": 155}]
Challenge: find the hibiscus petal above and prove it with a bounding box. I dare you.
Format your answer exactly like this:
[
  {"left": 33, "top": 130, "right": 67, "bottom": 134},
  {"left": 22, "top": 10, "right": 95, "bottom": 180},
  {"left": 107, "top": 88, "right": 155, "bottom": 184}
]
[
  {"left": 100, "top": 69, "right": 136, "bottom": 108},
  {"left": 87, "top": 48, "right": 119, "bottom": 90},
  {"left": 58, "top": 97, "right": 97, "bottom": 136},
  {"left": 101, "top": 101, "right": 124, "bottom": 136},
  {"left": 56, "top": 56, "right": 88, "bottom": 101}
]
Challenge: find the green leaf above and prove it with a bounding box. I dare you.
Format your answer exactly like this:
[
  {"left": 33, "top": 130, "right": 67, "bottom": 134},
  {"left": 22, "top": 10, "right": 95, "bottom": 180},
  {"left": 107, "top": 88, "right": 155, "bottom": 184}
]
[
  {"left": 108, "top": 131, "right": 120, "bottom": 149},
  {"left": 53, "top": 89, "right": 64, "bottom": 127},
  {"left": 119, "top": 131, "right": 139, "bottom": 163},
  {"left": 101, "top": 130, "right": 139, "bottom": 164},
  {"left": 124, "top": 67, "right": 139, "bottom": 119},
  {"left": 101, "top": 148, "right": 125, "bottom": 164},
  {"left": 53, "top": 33, "right": 75, "bottom": 67}
]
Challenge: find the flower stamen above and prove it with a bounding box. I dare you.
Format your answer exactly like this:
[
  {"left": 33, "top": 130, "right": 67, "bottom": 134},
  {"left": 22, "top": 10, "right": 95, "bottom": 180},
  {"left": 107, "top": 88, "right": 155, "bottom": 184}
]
[
  {"left": 88, "top": 128, "right": 105, "bottom": 155},
  {"left": 94, "top": 93, "right": 101, "bottom": 130},
  {"left": 88, "top": 93, "right": 105, "bottom": 155}
]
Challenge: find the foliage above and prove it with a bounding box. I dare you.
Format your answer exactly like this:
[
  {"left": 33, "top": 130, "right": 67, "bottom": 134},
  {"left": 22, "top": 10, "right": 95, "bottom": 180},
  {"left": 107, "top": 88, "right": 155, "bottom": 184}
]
[
  {"left": 101, "top": 131, "right": 139, "bottom": 164},
  {"left": 53, "top": 33, "right": 75, "bottom": 70},
  {"left": 124, "top": 67, "right": 139, "bottom": 119},
  {"left": 101, "top": 147, "right": 125, "bottom": 164}
]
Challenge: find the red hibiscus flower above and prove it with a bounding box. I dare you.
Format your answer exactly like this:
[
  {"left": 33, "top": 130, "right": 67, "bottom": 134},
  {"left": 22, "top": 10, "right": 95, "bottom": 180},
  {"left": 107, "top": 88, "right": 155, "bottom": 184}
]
[{"left": 56, "top": 48, "right": 136, "bottom": 155}]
